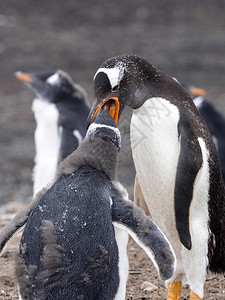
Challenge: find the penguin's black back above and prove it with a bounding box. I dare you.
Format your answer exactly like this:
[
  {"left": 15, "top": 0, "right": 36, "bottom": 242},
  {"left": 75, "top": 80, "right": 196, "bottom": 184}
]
[
  {"left": 18, "top": 166, "right": 119, "bottom": 300},
  {"left": 56, "top": 97, "right": 90, "bottom": 159}
]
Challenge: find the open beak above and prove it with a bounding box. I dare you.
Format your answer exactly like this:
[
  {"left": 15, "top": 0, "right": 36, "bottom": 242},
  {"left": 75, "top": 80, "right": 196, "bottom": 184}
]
[
  {"left": 189, "top": 88, "right": 206, "bottom": 97},
  {"left": 15, "top": 71, "right": 33, "bottom": 83},
  {"left": 87, "top": 97, "right": 120, "bottom": 128}
]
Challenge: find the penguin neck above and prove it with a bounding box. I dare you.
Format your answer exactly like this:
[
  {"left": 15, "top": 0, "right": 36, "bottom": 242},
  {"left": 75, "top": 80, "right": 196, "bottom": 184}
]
[
  {"left": 55, "top": 96, "right": 89, "bottom": 125},
  {"left": 57, "top": 138, "right": 118, "bottom": 181},
  {"left": 128, "top": 67, "right": 185, "bottom": 109},
  {"left": 55, "top": 93, "right": 88, "bottom": 112}
]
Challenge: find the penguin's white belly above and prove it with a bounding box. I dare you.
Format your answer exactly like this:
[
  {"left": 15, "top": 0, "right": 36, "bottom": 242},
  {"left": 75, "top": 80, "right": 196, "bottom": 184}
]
[
  {"left": 32, "top": 99, "right": 61, "bottom": 195},
  {"left": 130, "top": 98, "right": 180, "bottom": 240},
  {"left": 113, "top": 227, "right": 129, "bottom": 300},
  {"left": 112, "top": 182, "right": 129, "bottom": 300}
]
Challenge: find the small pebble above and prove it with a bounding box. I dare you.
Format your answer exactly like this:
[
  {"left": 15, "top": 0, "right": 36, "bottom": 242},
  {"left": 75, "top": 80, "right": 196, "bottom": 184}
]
[{"left": 140, "top": 281, "right": 158, "bottom": 292}]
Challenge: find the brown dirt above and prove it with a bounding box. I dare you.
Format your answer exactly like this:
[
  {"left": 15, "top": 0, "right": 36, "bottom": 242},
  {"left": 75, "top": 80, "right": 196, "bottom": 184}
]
[{"left": 0, "top": 227, "right": 224, "bottom": 300}]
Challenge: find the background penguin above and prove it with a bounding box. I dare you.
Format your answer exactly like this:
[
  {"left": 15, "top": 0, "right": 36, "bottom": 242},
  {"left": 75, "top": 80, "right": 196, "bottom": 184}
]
[
  {"left": 87, "top": 54, "right": 225, "bottom": 300},
  {"left": 15, "top": 70, "right": 90, "bottom": 196},
  {"left": 1, "top": 108, "right": 175, "bottom": 299}
]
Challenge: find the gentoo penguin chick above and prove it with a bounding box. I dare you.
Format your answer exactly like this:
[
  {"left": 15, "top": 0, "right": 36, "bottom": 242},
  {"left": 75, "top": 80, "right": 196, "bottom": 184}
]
[
  {"left": 15, "top": 70, "right": 90, "bottom": 195},
  {"left": 180, "top": 80, "right": 225, "bottom": 183},
  {"left": 6, "top": 108, "right": 175, "bottom": 300},
  {"left": 87, "top": 54, "right": 225, "bottom": 300}
]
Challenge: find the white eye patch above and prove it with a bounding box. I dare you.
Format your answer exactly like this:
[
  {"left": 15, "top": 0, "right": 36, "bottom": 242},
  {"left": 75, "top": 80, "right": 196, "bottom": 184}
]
[
  {"left": 94, "top": 68, "right": 120, "bottom": 90},
  {"left": 94, "top": 64, "right": 126, "bottom": 90},
  {"left": 47, "top": 73, "right": 60, "bottom": 85}
]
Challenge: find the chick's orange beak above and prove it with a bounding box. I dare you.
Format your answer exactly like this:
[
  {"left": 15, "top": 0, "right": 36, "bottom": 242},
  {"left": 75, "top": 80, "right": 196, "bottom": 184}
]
[{"left": 90, "top": 97, "right": 120, "bottom": 125}]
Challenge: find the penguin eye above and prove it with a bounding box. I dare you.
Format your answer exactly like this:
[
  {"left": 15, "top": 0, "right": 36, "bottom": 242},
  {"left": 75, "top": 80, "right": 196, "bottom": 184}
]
[{"left": 112, "top": 84, "right": 119, "bottom": 92}]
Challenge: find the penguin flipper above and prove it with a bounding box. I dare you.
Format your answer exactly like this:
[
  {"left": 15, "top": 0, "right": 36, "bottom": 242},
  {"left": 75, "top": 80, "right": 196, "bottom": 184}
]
[
  {"left": 175, "top": 117, "right": 203, "bottom": 250},
  {"left": 111, "top": 195, "right": 176, "bottom": 281},
  {"left": 0, "top": 188, "right": 47, "bottom": 256}
]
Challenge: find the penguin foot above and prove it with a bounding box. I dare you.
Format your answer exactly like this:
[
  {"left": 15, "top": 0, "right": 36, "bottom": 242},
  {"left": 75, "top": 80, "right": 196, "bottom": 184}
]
[
  {"left": 167, "top": 281, "right": 182, "bottom": 300},
  {"left": 190, "top": 291, "right": 202, "bottom": 300}
]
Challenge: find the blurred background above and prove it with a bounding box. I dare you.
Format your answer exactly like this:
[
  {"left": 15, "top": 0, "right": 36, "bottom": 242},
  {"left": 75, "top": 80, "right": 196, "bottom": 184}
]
[{"left": 0, "top": 0, "right": 225, "bottom": 207}]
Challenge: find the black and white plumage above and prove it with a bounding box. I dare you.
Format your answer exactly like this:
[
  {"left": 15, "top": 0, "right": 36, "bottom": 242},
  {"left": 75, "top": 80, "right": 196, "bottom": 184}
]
[
  {"left": 0, "top": 108, "right": 175, "bottom": 299},
  {"left": 87, "top": 54, "right": 225, "bottom": 299},
  {"left": 180, "top": 81, "right": 225, "bottom": 184},
  {"left": 16, "top": 70, "right": 90, "bottom": 195}
]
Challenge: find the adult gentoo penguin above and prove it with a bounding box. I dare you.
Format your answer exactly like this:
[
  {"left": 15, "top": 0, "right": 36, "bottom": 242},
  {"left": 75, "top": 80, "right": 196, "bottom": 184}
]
[
  {"left": 87, "top": 54, "right": 225, "bottom": 300},
  {"left": 16, "top": 70, "right": 89, "bottom": 195},
  {"left": 2, "top": 107, "right": 175, "bottom": 299}
]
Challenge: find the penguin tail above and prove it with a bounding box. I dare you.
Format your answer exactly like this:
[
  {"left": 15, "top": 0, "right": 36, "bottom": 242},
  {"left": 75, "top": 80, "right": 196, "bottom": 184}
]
[
  {"left": 15, "top": 251, "right": 37, "bottom": 299},
  {"left": 208, "top": 232, "right": 225, "bottom": 273}
]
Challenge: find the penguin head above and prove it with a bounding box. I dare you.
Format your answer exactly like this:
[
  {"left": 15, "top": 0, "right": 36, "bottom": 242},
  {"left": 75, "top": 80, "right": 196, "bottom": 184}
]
[
  {"left": 86, "top": 105, "right": 121, "bottom": 151},
  {"left": 87, "top": 54, "right": 167, "bottom": 127},
  {"left": 15, "top": 70, "right": 85, "bottom": 103}
]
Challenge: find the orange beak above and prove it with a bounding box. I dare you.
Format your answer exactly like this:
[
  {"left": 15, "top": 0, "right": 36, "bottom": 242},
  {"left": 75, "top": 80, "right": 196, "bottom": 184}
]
[
  {"left": 15, "top": 72, "right": 33, "bottom": 83},
  {"left": 189, "top": 88, "right": 206, "bottom": 97},
  {"left": 89, "top": 97, "right": 120, "bottom": 125}
]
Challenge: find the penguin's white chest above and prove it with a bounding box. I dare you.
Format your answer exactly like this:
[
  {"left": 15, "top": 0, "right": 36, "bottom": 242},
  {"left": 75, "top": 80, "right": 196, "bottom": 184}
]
[
  {"left": 130, "top": 98, "right": 180, "bottom": 233},
  {"left": 32, "top": 99, "right": 61, "bottom": 195}
]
